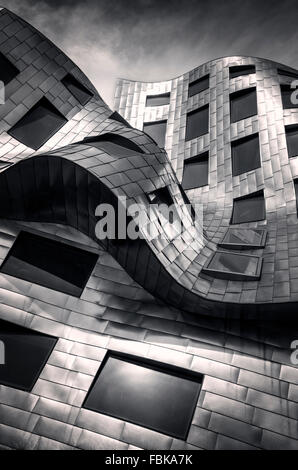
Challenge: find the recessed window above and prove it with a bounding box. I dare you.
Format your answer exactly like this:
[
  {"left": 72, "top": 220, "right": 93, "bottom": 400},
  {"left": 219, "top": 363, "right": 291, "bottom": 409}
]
[
  {"left": 83, "top": 132, "right": 144, "bottom": 155},
  {"left": 294, "top": 179, "right": 298, "bottom": 216},
  {"left": 146, "top": 93, "right": 170, "bottom": 107},
  {"left": 182, "top": 152, "right": 209, "bottom": 189},
  {"left": 179, "top": 184, "right": 196, "bottom": 222},
  {"left": 229, "top": 65, "right": 255, "bottom": 79},
  {"left": 0, "top": 52, "right": 19, "bottom": 85},
  {"left": 230, "top": 88, "right": 257, "bottom": 123},
  {"left": 0, "top": 319, "right": 56, "bottom": 391},
  {"left": 185, "top": 105, "right": 209, "bottom": 141},
  {"left": 83, "top": 352, "right": 202, "bottom": 439},
  {"left": 0, "top": 231, "right": 98, "bottom": 297},
  {"left": 286, "top": 125, "right": 298, "bottom": 158},
  {"left": 281, "top": 85, "right": 298, "bottom": 109},
  {"left": 147, "top": 186, "right": 176, "bottom": 224},
  {"left": 218, "top": 228, "right": 267, "bottom": 249},
  {"left": 231, "top": 133, "right": 261, "bottom": 176},
  {"left": 188, "top": 75, "right": 209, "bottom": 98},
  {"left": 61, "top": 73, "right": 93, "bottom": 106},
  {"left": 277, "top": 68, "right": 298, "bottom": 80},
  {"left": 8, "top": 97, "right": 67, "bottom": 150},
  {"left": 231, "top": 190, "right": 266, "bottom": 224},
  {"left": 202, "top": 251, "right": 262, "bottom": 281},
  {"left": 143, "top": 120, "right": 167, "bottom": 148}
]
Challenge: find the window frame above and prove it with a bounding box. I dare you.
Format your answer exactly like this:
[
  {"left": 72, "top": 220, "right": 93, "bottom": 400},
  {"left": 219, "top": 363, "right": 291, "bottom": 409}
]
[
  {"left": 229, "top": 65, "right": 256, "bottom": 79},
  {"left": 201, "top": 251, "right": 263, "bottom": 281},
  {"left": 185, "top": 105, "right": 209, "bottom": 141},
  {"left": 188, "top": 74, "right": 209, "bottom": 98},
  {"left": 182, "top": 151, "right": 209, "bottom": 189},
  {"left": 231, "top": 133, "right": 261, "bottom": 176},
  {"left": 230, "top": 87, "right": 258, "bottom": 123},
  {"left": 231, "top": 190, "right": 266, "bottom": 224},
  {"left": 0, "top": 230, "right": 99, "bottom": 297},
  {"left": 83, "top": 350, "right": 203, "bottom": 440},
  {"left": 218, "top": 228, "right": 267, "bottom": 250},
  {"left": 143, "top": 120, "right": 167, "bottom": 148},
  {"left": 146, "top": 92, "right": 171, "bottom": 107}
]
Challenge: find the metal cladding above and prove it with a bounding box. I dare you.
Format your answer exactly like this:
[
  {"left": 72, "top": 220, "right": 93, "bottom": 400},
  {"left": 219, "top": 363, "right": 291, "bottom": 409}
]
[{"left": 0, "top": 7, "right": 298, "bottom": 450}]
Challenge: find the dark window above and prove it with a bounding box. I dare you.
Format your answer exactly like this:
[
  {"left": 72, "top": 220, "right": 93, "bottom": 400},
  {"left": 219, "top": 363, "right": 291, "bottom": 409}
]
[
  {"left": 182, "top": 152, "right": 208, "bottom": 189},
  {"left": 109, "top": 111, "right": 131, "bottom": 127},
  {"left": 8, "top": 97, "right": 67, "bottom": 150},
  {"left": 0, "top": 52, "right": 19, "bottom": 85},
  {"left": 147, "top": 186, "right": 176, "bottom": 223},
  {"left": 185, "top": 105, "right": 209, "bottom": 141},
  {"left": 0, "top": 319, "right": 56, "bottom": 391},
  {"left": 143, "top": 120, "right": 167, "bottom": 148},
  {"left": 202, "top": 251, "right": 262, "bottom": 281},
  {"left": 84, "top": 352, "right": 202, "bottom": 439},
  {"left": 0, "top": 231, "right": 98, "bottom": 297},
  {"left": 83, "top": 132, "right": 144, "bottom": 155},
  {"left": 146, "top": 93, "right": 170, "bottom": 107},
  {"left": 61, "top": 73, "right": 93, "bottom": 106},
  {"left": 281, "top": 85, "right": 298, "bottom": 109},
  {"left": 277, "top": 68, "right": 298, "bottom": 80},
  {"left": 231, "top": 190, "right": 266, "bottom": 224},
  {"left": 294, "top": 180, "right": 298, "bottom": 216},
  {"left": 230, "top": 88, "right": 257, "bottom": 123},
  {"left": 179, "top": 184, "right": 196, "bottom": 222},
  {"left": 286, "top": 125, "right": 298, "bottom": 158},
  {"left": 218, "top": 228, "right": 267, "bottom": 249},
  {"left": 231, "top": 133, "right": 261, "bottom": 176},
  {"left": 229, "top": 65, "right": 255, "bottom": 79},
  {"left": 188, "top": 75, "right": 209, "bottom": 98}
]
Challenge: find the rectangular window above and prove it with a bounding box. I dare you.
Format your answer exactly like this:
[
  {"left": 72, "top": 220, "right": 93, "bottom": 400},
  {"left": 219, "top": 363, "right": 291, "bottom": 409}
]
[
  {"left": 0, "top": 231, "right": 98, "bottom": 297},
  {"left": 202, "top": 251, "right": 262, "bottom": 281},
  {"left": 281, "top": 85, "right": 298, "bottom": 109},
  {"left": 294, "top": 179, "right": 298, "bottom": 216},
  {"left": 8, "top": 97, "right": 67, "bottom": 150},
  {"left": 231, "top": 133, "right": 261, "bottom": 176},
  {"left": 188, "top": 75, "right": 209, "bottom": 98},
  {"left": 185, "top": 105, "right": 209, "bottom": 141},
  {"left": 230, "top": 88, "right": 257, "bottom": 123},
  {"left": 61, "top": 73, "right": 93, "bottom": 106},
  {"left": 229, "top": 65, "right": 255, "bottom": 79},
  {"left": 218, "top": 228, "right": 267, "bottom": 249},
  {"left": 0, "top": 319, "right": 57, "bottom": 391},
  {"left": 231, "top": 190, "right": 266, "bottom": 224},
  {"left": 286, "top": 125, "right": 298, "bottom": 158},
  {"left": 277, "top": 68, "right": 298, "bottom": 80},
  {"left": 83, "top": 352, "right": 202, "bottom": 439},
  {"left": 0, "top": 52, "right": 19, "bottom": 85},
  {"left": 143, "top": 120, "right": 167, "bottom": 148},
  {"left": 182, "top": 152, "right": 209, "bottom": 189},
  {"left": 146, "top": 93, "right": 170, "bottom": 107}
]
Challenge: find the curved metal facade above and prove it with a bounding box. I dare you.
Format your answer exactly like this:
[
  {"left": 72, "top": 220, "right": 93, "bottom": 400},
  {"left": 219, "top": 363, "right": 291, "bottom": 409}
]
[{"left": 0, "top": 7, "right": 297, "bottom": 450}]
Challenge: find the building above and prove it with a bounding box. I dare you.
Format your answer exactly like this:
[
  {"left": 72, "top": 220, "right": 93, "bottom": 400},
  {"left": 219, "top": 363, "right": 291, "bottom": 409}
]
[{"left": 0, "top": 7, "right": 297, "bottom": 450}]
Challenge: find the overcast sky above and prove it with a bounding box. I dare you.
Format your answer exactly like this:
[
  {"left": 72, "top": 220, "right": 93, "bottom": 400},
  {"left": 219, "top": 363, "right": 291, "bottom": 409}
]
[{"left": 2, "top": 0, "right": 298, "bottom": 107}]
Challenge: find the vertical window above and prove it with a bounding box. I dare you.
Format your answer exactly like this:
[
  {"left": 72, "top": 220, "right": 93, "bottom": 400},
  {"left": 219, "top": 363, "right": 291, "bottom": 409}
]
[
  {"left": 146, "top": 93, "right": 170, "bottom": 107},
  {"left": 185, "top": 105, "right": 209, "bottom": 141},
  {"left": 231, "top": 133, "right": 261, "bottom": 176},
  {"left": 229, "top": 65, "right": 255, "bottom": 79},
  {"left": 294, "top": 179, "right": 298, "bottom": 216},
  {"left": 281, "top": 85, "right": 298, "bottom": 109},
  {"left": 285, "top": 125, "right": 298, "bottom": 158},
  {"left": 0, "top": 319, "right": 57, "bottom": 391},
  {"left": 231, "top": 190, "right": 266, "bottom": 224},
  {"left": 188, "top": 75, "right": 209, "bottom": 97},
  {"left": 143, "top": 120, "right": 167, "bottom": 148},
  {"left": 0, "top": 52, "right": 19, "bottom": 85},
  {"left": 61, "top": 73, "right": 93, "bottom": 105},
  {"left": 230, "top": 88, "right": 257, "bottom": 123},
  {"left": 8, "top": 97, "right": 67, "bottom": 150},
  {"left": 0, "top": 231, "right": 98, "bottom": 297},
  {"left": 83, "top": 352, "right": 203, "bottom": 439},
  {"left": 182, "top": 152, "right": 209, "bottom": 189}
]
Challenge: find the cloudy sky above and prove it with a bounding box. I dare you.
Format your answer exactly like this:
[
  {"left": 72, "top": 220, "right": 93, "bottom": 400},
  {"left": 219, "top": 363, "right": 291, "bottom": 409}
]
[{"left": 2, "top": 0, "right": 298, "bottom": 107}]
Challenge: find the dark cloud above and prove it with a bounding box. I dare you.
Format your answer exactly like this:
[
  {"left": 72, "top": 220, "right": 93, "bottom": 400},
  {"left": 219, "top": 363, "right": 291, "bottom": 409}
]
[{"left": 2, "top": 0, "right": 298, "bottom": 106}]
